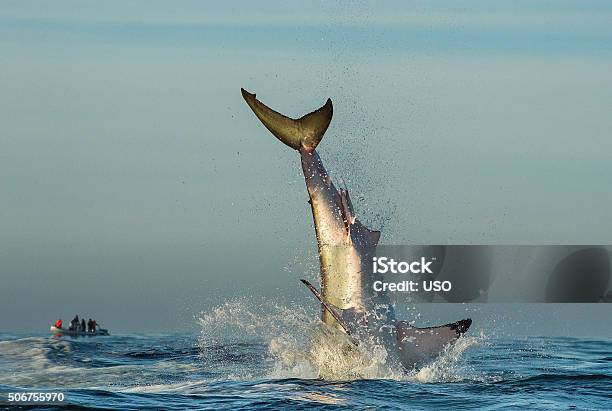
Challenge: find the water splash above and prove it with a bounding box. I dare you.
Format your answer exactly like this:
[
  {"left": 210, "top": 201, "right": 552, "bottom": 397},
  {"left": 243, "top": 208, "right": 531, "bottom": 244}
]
[
  {"left": 410, "top": 334, "right": 482, "bottom": 383},
  {"left": 197, "top": 298, "right": 478, "bottom": 382}
]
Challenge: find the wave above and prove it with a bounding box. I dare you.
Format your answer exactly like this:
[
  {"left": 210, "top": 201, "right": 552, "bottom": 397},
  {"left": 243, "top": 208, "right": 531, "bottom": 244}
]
[
  {"left": 508, "top": 373, "right": 612, "bottom": 384},
  {"left": 1, "top": 326, "right": 611, "bottom": 409},
  {"left": 124, "top": 347, "right": 200, "bottom": 359}
]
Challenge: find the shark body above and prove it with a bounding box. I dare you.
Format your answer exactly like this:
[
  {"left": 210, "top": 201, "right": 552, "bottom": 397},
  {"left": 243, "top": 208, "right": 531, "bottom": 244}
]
[{"left": 241, "top": 88, "right": 471, "bottom": 369}]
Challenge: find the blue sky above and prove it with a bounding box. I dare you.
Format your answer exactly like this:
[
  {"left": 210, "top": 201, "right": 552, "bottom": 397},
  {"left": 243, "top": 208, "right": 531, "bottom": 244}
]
[{"left": 1, "top": 1, "right": 611, "bottom": 333}]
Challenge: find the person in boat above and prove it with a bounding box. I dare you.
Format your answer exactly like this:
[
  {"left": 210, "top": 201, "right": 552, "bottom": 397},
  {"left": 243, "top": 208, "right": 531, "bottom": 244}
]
[
  {"left": 87, "top": 318, "right": 93, "bottom": 333},
  {"left": 55, "top": 319, "right": 62, "bottom": 329},
  {"left": 92, "top": 319, "right": 97, "bottom": 332},
  {"left": 69, "top": 315, "right": 79, "bottom": 331},
  {"left": 81, "top": 318, "right": 86, "bottom": 332}
]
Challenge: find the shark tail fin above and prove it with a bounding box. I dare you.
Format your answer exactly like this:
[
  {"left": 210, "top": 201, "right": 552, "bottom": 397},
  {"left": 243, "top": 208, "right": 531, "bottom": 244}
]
[{"left": 241, "top": 88, "right": 333, "bottom": 152}]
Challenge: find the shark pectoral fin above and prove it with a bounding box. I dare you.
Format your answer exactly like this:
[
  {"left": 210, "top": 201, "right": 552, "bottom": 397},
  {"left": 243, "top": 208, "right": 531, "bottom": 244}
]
[
  {"left": 299, "top": 279, "right": 354, "bottom": 339},
  {"left": 394, "top": 319, "right": 472, "bottom": 366},
  {"left": 241, "top": 88, "right": 333, "bottom": 152}
]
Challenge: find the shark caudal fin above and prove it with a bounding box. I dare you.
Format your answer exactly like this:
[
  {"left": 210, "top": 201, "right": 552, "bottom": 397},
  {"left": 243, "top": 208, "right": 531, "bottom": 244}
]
[
  {"left": 395, "top": 319, "right": 472, "bottom": 368},
  {"left": 241, "top": 88, "right": 333, "bottom": 152}
]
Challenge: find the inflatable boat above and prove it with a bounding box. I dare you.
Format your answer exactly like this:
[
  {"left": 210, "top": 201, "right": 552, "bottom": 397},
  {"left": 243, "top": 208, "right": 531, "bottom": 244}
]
[{"left": 50, "top": 326, "right": 109, "bottom": 337}]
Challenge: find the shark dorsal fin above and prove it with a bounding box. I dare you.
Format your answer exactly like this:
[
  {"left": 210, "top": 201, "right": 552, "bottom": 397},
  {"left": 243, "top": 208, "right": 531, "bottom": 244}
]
[{"left": 394, "top": 319, "right": 472, "bottom": 367}]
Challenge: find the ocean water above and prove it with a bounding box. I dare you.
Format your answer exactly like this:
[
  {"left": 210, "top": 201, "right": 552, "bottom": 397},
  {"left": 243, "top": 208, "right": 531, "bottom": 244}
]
[{"left": 1, "top": 304, "right": 610, "bottom": 410}]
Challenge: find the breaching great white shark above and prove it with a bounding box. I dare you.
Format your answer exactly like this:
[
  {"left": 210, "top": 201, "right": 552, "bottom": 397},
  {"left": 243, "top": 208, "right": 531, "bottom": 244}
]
[{"left": 241, "top": 88, "right": 472, "bottom": 370}]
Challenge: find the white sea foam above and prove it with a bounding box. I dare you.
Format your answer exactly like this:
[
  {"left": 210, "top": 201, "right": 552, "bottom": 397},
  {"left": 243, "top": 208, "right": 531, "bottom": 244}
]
[
  {"left": 409, "top": 334, "right": 482, "bottom": 383},
  {"left": 197, "top": 298, "right": 480, "bottom": 382},
  {"left": 0, "top": 336, "right": 159, "bottom": 389}
]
